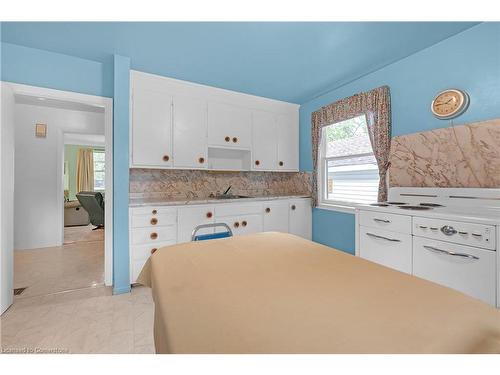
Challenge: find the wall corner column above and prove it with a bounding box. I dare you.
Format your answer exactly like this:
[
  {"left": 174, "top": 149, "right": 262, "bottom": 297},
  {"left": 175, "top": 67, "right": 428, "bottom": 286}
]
[{"left": 112, "top": 54, "right": 131, "bottom": 294}]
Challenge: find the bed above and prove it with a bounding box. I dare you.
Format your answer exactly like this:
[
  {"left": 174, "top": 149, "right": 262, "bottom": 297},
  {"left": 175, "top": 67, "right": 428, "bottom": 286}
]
[{"left": 137, "top": 232, "right": 500, "bottom": 354}]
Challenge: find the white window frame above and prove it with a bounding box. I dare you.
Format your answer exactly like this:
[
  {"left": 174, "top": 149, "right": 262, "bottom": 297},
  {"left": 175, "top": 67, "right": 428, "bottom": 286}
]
[
  {"left": 93, "top": 149, "right": 105, "bottom": 192},
  {"left": 316, "top": 115, "right": 378, "bottom": 214}
]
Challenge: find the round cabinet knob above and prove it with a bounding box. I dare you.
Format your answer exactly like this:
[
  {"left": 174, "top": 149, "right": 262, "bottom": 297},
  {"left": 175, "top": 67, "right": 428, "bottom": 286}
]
[
  {"left": 241, "top": 220, "right": 247, "bottom": 227},
  {"left": 150, "top": 232, "right": 158, "bottom": 240},
  {"left": 291, "top": 205, "right": 296, "bottom": 210},
  {"left": 198, "top": 157, "right": 205, "bottom": 164},
  {"left": 206, "top": 212, "right": 213, "bottom": 218},
  {"left": 279, "top": 161, "right": 284, "bottom": 167},
  {"left": 255, "top": 160, "right": 260, "bottom": 166},
  {"left": 225, "top": 136, "right": 230, "bottom": 142},
  {"left": 265, "top": 207, "right": 271, "bottom": 213},
  {"left": 150, "top": 218, "right": 158, "bottom": 225},
  {"left": 232, "top": 137, "right": 238, "bottom": 143},
  {"left": 150, "top": 248, "right": 158, "bottom": 255},
  {"left": 163, "top": 155, "right": 170, "bottom": 162},
  {"left": 152, "top": 209, "right": 158, "bottom": 215},
  {"left": 234, "top": 222, "right": 240, "bottom": 228}
]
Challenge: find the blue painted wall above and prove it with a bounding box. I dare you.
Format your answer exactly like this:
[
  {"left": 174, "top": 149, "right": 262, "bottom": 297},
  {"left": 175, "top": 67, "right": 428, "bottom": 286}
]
[
  {"left": 0, "top": 42, "right": 113, "bottom": 97},
  {"left": 112, "top": 55, "right": 131, "bottom": 295},
  {"left": 300, "top": 22, "right": 500, "bottom": 253},
  {"left": 0, "top": 43, "right": 129, "bottom": 293}
]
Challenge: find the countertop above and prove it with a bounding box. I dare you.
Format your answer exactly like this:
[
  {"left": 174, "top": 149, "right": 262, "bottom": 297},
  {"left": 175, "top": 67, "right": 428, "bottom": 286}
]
[{"left": 129, "top": 194, "right": 311, "bottom": 207}]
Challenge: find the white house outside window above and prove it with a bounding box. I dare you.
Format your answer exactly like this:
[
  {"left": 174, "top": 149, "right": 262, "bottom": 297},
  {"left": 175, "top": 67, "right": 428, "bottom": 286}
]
[
  {"left": 319, "top": 114, "right": 379, "bottom": 206},
  {"left": 93, "top": 149, "right": 105, "bottom": 191}
]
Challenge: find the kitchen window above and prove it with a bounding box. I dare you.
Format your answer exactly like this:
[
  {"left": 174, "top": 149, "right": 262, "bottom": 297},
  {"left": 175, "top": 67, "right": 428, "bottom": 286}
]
[
  {"left": 93, "top": 149, "right": 105, "bottom": 191},
  {"left": 318, "top": 114, "right": 379, "bottom": 208}
]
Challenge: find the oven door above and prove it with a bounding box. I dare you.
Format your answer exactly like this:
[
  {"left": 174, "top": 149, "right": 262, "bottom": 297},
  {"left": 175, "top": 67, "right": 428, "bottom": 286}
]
[{"left": 413, "top": 237, "right": 496, "bottom": 306}]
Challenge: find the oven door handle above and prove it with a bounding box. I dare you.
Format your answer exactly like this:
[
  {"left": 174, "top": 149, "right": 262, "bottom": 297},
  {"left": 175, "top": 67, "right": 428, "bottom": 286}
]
[
  {"left": 423, "top": 245, "right": 479, "bottom": 260},
  {"left": 366, "top": 232, "right": 401, "bottom": 242},
  {"left": 373, "top": 218, "right": 391, "bottom": 224}
]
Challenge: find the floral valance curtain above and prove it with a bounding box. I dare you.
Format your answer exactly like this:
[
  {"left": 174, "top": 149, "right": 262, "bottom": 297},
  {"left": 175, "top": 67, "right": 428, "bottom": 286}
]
[{"left": 311, "top": 85, "right": 392, "bottom": 206}]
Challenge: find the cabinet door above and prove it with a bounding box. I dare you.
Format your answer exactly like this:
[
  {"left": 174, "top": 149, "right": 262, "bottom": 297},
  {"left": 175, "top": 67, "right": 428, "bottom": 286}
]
[
  {"left": 173, "top": 96, "right": 208, "bottom": 169},
  {"left": 251, "top": 111, "right": 278, "bottom": 170},
  {"left": 263, "top": 201, "right": 289, "bottom": 233},
  {"left": 178, "top": 205, "right": 215, "bottom": 243},
  {"left": 208, "top": 102, "right": 251, "bottom": 149},
  {"left": 289, "top": 199, "right": 312, "bottom": 240},
  {"left": 276, "top": 113, "right": 298, "bottom": 171},
  {"left": 132, "top": 88, "right": 173, "bottom": 167}
]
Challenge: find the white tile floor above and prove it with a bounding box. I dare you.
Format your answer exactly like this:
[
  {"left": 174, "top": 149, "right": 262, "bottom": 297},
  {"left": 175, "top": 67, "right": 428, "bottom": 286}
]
[
  {"left": 1, "top": 286, "right": 155, "bottom": 354},
  {"left": 2, "top": 225, "right": 155, "bottom": 354}
]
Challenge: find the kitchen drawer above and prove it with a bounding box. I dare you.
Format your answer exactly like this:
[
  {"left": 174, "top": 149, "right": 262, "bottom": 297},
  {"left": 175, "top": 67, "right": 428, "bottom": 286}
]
[
  {"left": 214, "top": 202, "right": 262, "bottom": 217},
  {"left": 359, "top": 225, "right": 412, "bottom": 274},
  {"left": 131, "top": 258, "right": 149, "bottom": 284},
  {"left": 130, "top": 206, "right": 177, "bottom": 216},
  {"left": 216, "top": 214, "right": 263, "bottom": 236},
  {"left": 131, "top": 212, "right": 176, "bottom": 228},
  {"left": 359, "top": 210, "right": 412, "bottom": 234},
  {"left": 131, "top": 225, "right": 176, "bottom": 245},
  {"left": 130, "top": 240, "right": 176, "bottom": 261},
  {"left": 413, "top": 237, "right": 496, "bottom": 306}
]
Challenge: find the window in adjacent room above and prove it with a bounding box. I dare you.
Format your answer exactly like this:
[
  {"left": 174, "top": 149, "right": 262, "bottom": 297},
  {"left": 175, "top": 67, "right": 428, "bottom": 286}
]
[
  {"left": 93, "top": 149, "right": 105, "bottom": 191},
  {"left": 318, "top": 114, "right": 379, "bottom": 206}
]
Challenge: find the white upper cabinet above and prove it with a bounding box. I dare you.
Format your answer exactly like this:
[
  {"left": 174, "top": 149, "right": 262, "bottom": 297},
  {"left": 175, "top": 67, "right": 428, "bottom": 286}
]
[
  {"left": 130, "top": 70, "right": 299, "bottom": 171},
  {"left": 276, "top": 113, "right": 299, "bottom": 171},
  {"left": 173, "top": 96, "right": 208, "bottom": 169},
  {"left": 207, "top": 102, "right": 252, "bottom": 149},
  {"left": 132, "top": 88, "right": 173, "bottom": 167},
  {"left": 251, "top": 110, "right": 278, "bottom": 170}
]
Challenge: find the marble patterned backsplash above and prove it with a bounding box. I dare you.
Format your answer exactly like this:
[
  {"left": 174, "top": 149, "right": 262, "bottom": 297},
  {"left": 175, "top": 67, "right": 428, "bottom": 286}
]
[
  {"left": 130, "top": 169, "right": 312, "bottom": 200},
  {"left": 389, "top": 118, "right": 500, "bottom": 188}
]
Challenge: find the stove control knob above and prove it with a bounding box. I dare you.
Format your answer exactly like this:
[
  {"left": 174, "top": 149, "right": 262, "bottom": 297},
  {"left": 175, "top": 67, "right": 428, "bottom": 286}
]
[{"left": 441, "top": 225, "right": 457, "bottom": 236}]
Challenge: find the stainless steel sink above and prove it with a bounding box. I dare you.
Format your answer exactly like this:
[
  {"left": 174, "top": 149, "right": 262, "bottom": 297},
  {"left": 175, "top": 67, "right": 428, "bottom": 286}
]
[{"left": 214, "top": 194, "right": 252, "bottom": 200}]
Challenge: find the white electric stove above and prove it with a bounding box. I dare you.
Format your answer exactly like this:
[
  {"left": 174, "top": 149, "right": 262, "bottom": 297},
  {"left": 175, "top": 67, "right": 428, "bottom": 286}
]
[{"left": 355, "top": 187, "right": 500, "bottom": 307}]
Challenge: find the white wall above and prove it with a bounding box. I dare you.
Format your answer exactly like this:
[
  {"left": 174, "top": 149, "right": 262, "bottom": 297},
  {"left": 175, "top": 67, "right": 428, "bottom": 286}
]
[
  {"left": 1, "top": 83, "right": 15, "bottom": 314},
  {"left": 14, "top": 103, "right": 104, "bottom": 250}
]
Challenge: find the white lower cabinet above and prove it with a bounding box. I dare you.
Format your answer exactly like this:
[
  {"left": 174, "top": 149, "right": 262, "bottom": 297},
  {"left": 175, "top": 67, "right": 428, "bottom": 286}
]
[
  {"left": 129, "top": 207, "right": 178, "bottom": 283},
  {"left": 130, "top": 198, "right": 312, "bottom": 283},
  {"left": 359, "top": 226, "right": 412, "bottom": 274},
  {"left": 289, "top": 199, "right": 312, "bottom": 240},
  {"left": 413, "top": 237, "right": 496, "bottom": 305},
  {"left": 218, "top": 214, "right": 263, "bottom": 236},
  {"left": 263, "top": 201, "right": 289, "bottom": 233},
  {"left": 130, "top": 241, "right": 176, "bottom": 283},
  {"left": 177, "top": 205, "right": 215, "bottom": 244}
]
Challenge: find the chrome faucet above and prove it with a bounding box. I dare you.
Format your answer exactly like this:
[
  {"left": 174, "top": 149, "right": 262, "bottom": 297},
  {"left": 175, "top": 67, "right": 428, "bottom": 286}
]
[{"left": 222, "top": 185, "right": 232, "bottom": 195}]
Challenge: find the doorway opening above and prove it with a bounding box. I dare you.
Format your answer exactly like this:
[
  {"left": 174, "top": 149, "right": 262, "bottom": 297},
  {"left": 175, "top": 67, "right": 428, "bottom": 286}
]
[{"left": 2, "top": 83, "right": 113, "bottom": 304}]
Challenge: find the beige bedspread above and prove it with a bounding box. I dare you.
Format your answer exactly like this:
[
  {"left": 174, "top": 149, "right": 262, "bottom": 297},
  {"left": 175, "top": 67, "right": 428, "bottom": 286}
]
[{"left": 137, "top": 232, "right": 500, "bottom": 354}]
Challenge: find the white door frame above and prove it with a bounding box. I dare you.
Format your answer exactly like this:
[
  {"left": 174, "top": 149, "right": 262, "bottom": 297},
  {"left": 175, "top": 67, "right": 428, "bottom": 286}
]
[
  {"left": 4, "top": 82, "right": 114, "bottom": 286},
  {"left": 1, "top": 82, "right": 15, "bottom": 314}
]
